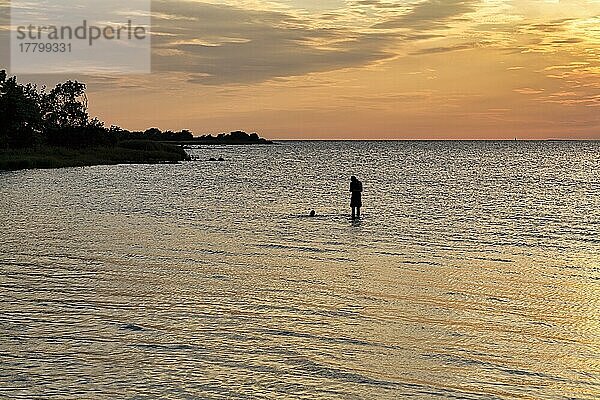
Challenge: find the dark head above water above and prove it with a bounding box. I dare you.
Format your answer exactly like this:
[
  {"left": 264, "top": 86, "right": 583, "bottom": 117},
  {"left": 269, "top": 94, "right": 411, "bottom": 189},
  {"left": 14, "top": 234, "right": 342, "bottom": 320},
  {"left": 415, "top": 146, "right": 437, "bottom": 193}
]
[{"left": 309, "top": 210, "right": 316, "bottom": 217}]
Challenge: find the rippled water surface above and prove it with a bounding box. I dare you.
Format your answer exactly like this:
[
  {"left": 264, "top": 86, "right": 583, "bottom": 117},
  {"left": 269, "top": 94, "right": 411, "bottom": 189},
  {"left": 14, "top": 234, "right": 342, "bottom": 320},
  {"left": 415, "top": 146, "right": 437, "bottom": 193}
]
[{"left": 1, "top": 141, "right": 599, "bottom": 399}]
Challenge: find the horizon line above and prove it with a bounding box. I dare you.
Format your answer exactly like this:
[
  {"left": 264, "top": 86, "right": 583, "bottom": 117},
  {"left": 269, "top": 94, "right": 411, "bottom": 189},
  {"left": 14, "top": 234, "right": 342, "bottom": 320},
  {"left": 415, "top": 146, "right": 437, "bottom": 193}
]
[{"left": 266, "top": 138, "right": 600, "bottom": 142}]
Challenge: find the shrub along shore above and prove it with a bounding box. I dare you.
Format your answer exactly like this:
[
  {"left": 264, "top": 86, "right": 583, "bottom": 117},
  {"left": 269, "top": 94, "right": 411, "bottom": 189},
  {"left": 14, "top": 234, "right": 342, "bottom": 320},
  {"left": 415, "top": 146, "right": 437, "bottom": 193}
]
[{"left": 0, "top": 70, "right": 271, "bottom": 171}]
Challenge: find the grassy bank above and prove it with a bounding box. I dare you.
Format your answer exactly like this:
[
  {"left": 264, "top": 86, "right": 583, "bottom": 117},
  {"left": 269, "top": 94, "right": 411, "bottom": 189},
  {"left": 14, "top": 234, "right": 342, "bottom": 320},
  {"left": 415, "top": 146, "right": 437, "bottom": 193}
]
[{"left": 0, "top": 140, "right": 190, "bottom": 171}]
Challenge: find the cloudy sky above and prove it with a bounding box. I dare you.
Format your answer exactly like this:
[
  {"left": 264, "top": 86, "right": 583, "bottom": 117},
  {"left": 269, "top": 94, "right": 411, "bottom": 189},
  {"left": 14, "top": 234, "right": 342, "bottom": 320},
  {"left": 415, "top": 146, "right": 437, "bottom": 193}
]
[{"left": 2, "top": 0, "right": 600, "bottom": 139}]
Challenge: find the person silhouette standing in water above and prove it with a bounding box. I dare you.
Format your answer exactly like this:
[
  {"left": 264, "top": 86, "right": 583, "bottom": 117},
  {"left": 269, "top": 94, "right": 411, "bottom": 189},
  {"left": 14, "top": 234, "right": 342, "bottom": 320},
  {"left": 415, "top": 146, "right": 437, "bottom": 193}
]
[{"left": 350, "top": 176, "right": 363, "bottom": 220}]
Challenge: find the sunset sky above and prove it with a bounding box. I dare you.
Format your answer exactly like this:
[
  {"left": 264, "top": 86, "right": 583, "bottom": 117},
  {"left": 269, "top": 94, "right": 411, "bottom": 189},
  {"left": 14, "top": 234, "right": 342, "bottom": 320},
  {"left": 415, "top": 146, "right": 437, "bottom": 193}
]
[{"left": 1, "top": 0, "right": 600, "bottom": 139}]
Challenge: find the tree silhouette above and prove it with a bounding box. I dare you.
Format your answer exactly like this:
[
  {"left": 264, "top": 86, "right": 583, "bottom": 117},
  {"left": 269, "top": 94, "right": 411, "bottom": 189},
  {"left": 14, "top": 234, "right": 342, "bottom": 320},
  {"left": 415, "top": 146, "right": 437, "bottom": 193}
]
[
  {"left": 42, "top": 80, "right": 89, "bottom": 129},
  {"left": 0, "top": 71, "right": 44, "bottom": 148},
  {"left": 0, "top": 70, "right": 271, "bottom": 150},
  {"left": 0, "top": 71, "right": 110, "bottom": 148}
]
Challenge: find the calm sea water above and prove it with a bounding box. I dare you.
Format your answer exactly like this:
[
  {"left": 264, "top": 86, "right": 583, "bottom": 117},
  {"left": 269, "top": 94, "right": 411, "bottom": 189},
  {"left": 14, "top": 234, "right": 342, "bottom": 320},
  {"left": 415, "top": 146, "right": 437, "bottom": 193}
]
[{"left": 1, "top": 141, "right": 599, "bottom": 399}]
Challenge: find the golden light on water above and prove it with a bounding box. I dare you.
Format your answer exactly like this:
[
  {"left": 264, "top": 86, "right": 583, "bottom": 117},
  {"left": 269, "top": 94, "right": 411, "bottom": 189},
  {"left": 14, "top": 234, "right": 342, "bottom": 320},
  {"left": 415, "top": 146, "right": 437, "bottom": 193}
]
[
  {"left": 1, "top": 1, "right": 600, "bottom": 398},
  {"left": 1, "top": 142, "right": 599, "bottom": 398}
]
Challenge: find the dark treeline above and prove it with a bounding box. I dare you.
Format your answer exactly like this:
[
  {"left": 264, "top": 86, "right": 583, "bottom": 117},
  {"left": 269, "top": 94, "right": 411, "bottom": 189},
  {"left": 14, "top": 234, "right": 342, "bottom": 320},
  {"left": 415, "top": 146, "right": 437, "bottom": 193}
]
[
  {"left": 118, "top": 128, "right": 272, "bottom": 144},
  {"left": 0, "top": 69, "right": 111, "bottom": 149},
  {"left": 194, "top": 131, "right": 270, "bottom": 144},
  {"left": 0, "top": 70, "right": 271, "bottom": 150}
]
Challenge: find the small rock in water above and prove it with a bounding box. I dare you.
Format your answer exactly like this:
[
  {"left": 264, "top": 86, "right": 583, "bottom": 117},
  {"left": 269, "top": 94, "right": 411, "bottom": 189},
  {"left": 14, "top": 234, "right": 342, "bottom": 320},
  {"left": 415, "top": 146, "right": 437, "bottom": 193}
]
[{"left": 120, "top": 323, "right": 144, "bottom": 332}]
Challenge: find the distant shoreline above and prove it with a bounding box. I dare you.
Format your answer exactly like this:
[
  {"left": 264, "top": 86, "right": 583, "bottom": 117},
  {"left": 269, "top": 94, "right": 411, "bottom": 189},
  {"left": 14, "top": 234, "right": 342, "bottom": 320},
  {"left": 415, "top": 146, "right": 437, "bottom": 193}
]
[
  {"left": 268, "top": 139, "right": 600, "bottom": 142},
  {"left": 0, "top": 71, "right": 274, "bottom": 171},
  {"left": 168, "top": 138, "right": 274, "bottom": 146},
  {"left": 0, "top": 141, "right": 190, "bottom": 171},
  {"left": 0, "top": 135, "right": 277, "bottom": 171}
]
